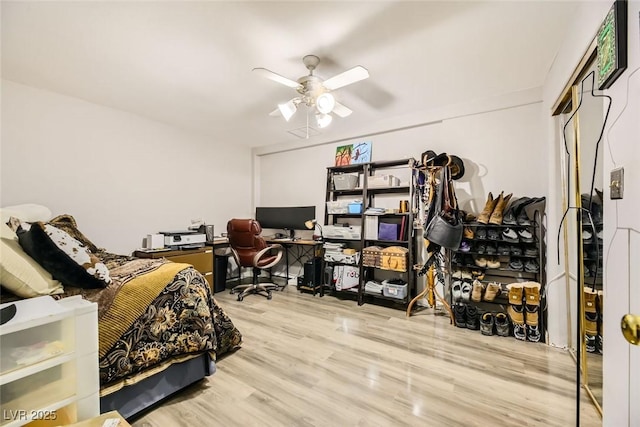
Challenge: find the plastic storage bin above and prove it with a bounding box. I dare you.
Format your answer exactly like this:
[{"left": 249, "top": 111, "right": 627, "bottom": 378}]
[
  {"left": 348, "top": 202, "right": 363, "bottom": 214},
  {"left": 383, "top": 282, "right": 408, "bottom": 299},
  {"left": 333, "top": 174, "right": 359, "bottom": 190}
]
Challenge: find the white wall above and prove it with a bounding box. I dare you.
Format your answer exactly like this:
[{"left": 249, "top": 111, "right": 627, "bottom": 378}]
[
  {"left": 1, "top": 80, "right": 253, "bottom": 254},
  {"left": 542, "top": 1, "right": 640, "bottom": 425},
  {"left": 258, "top": 101, "right": 546, "bottom": 222}
]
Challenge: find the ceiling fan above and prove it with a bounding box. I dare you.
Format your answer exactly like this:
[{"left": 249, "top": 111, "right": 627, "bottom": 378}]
[{"left": 253, "top": 55, "right": 369, "bottom": 128}]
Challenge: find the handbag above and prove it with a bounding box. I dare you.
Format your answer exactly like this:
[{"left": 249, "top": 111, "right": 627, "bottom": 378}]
[{"left": 424, "top": 164, "right": 463, "bottom": 250}]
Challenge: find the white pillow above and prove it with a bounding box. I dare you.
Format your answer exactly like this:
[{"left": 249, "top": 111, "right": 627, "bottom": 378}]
[
  {"left": 0, "top": 204, "right": 52, "bottom": 240},
  {"left": 0, "top": 222, "right": 63, "bottom": 297}
]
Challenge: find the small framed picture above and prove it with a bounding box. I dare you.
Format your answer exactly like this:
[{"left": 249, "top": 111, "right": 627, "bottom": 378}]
[{"left": 596, "top": 0, "right": 628, "bottom": 89}]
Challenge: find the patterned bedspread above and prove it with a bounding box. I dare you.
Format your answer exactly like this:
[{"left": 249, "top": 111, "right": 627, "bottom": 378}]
[{"left": 60, "top": 251, "right": 242, "bottom": 387}]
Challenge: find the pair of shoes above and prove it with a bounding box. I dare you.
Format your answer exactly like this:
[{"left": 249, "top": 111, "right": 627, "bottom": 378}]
[
  {"left": 523, "top": 245, "right": 538, "bottom": 257},
  {"left": 471, "top": 280, "right": 501, "bottom": 302},
  {"left": 507, "top": 282, "right": 542, "bottom": 342},
  {"left": 477, "top": 192, "right": 513, "bottom": 225},
  {"left": 453, "top": 303, "right": 480, "bottom": 330},
  {"left": 480, "top": 312, "right": 511, "bottom": 336},
  {"left": 452, "top": 281, "right": 472, "bottom": 303},
  {"left": 459, "top": 241, "right": 472, "bottom": 252}
]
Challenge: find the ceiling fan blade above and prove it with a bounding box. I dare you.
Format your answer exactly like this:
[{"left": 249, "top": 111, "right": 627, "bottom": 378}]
[
  {"left": 322, "top": 66, "right": 369, "bottom": 91},
  {"left": 332, "top": 101, "right": 353, "bottom": 118},
  {"left": 253, "top": 68, "right": 301, "bottom": 89}
]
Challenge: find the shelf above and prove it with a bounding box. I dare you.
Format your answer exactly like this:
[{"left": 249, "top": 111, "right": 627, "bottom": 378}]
[
  {"left": 364, "top": 239, "right": 408, "bottom": 245},
  {"left": 465, "top": 221, "right": 538, "bottom": 228},
  {"left": 361, "top": 292, "right": 408, "bottom": 303},
  {"left": 455, "top": 250, "right": 539, "bottom": 259},
  {"left": 328, "top": 189, "right": 363, "bottom": 195},
  {"left": 325, "top": 158, "right": 415, "bottom": 309},
  {"left": 366, "top": 186, "right": 411, "bottom": 194},
  {"left": 0, "top": 352, "right": 75, "bottom": 386}
]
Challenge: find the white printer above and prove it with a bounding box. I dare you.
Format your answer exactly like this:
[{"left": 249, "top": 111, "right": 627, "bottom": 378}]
[{"left": 160, "top": 230, "right": 206, "bottom": 249}]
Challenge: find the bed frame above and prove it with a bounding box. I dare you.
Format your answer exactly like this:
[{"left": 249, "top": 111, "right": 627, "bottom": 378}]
[{"left": 100, "top": 353, "right": 215, "bottom": 420}]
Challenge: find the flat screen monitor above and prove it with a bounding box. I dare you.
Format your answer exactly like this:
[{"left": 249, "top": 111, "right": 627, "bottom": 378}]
[{"left": 255, "top": 206, "right": 316, "bottom": 232}]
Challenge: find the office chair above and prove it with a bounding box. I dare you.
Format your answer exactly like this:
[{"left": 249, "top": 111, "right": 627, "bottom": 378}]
[{"left": 227, "top": 218, "right": 284, "bottom": 301}]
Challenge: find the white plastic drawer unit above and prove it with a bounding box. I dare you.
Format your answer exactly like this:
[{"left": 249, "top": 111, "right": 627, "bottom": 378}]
[
  {"left": 0, "top": 296, "right": 99, "bottom": 426},
  {"left": 0, "top": 298, "right": 74, "bottom": 377},
  {"left": 1, "top": 362, "right": 77, "bottom": 426}
]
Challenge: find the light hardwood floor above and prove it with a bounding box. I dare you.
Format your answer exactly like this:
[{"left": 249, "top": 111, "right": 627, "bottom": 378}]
[{"left": 132, "top": 284, "right": 601, "bottom": 427}]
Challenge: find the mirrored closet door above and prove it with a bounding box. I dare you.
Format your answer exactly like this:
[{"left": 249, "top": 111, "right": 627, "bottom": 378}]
[{"left": 554, "top": 54, "right": 606, "bottom": 419}]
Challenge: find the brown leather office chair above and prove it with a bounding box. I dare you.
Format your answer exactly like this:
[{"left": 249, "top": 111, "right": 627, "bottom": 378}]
[{"left": 227, "top": 218, "right": 284, "bottom": 301}]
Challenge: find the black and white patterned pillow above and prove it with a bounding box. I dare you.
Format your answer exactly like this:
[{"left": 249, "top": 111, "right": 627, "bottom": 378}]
[{"left": 15, "top": 219, "right": 111, "bottom": 288}]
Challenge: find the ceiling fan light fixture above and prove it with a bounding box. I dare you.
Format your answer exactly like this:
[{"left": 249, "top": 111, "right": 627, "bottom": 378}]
[
  {"left": 278, "top": 99, "right": 297, "bottom": 121},
  {"left": 316, "top": 113, "right": 333, "bottom": 129},
  {"left": 316, "top": 93, "right": 335, "bottom": 114}
]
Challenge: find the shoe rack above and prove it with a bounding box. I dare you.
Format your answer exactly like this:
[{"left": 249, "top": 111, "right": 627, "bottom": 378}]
[
  {"left": 323, "top": 159, "right": 416, "bottom": 308},
  {"left": 583, "top": 203, "right": 603, "bottom": 355},
  {"left": 447, "top": 206, "right": 546, "bottom": 342}
]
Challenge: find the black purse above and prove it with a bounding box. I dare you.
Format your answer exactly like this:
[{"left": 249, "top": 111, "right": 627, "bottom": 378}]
[{"left": 424, "top": 165, "right": 463, "bottom": 251}]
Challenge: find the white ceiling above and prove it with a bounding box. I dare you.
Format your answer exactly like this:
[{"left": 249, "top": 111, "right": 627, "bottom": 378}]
[{"left": 1, "top": 1, "right": 579, "bottom": 148}]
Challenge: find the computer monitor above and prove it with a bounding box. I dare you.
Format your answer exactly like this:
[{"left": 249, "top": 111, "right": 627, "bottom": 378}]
[{"left": 255, "top": 206, "right": 316, "bottom": 238}]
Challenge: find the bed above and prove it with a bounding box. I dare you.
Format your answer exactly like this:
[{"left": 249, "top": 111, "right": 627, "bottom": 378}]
[{"left": 0, "top": 206, "right": 242, "bottom": 419}]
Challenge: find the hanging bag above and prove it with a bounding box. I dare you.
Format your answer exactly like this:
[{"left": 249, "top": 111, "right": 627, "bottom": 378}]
[{"left": 424, "top": 162, "right": 463, "bottom": 250}]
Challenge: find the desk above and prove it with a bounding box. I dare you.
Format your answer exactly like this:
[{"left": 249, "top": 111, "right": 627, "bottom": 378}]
[{"left": 266, "top": 239, "right": 323, "bottom": 293}]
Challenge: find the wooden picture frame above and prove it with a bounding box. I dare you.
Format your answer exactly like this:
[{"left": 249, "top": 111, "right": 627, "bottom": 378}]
[{"left": 596, "top": 0, "right": 627, "bottom": 90}]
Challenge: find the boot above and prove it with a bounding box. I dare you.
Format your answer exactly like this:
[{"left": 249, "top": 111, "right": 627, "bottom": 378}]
[
  {"left": 483, "top": 282, "right": 501, "bottom": 302},
  {"left": 507, "top": 283, "right": 525, "bottom": 340},
  {"left": 524, "top": 282, "right": 542, "bottom": 342},
  {"left": 489, "top": 192, "right": 513, "bottom": 225},
  {"left": 471, "top": 279, "right": 484, "bottom": 302},
  {"left": 453, "top": 303, "right": 467, "bottom": 328},
  {"left": 465, "top": 305, "right": 480, "bottom": 330},
  {"left": 495, "top": 312, "right": 511, "bottom": 337},
  {"left": 477, "top": 192, "right": 499, "bottom": 224},
  {"left": 597, "top": 290, "right": 603, "bottom": 354},
  {"left": 480, "top": 312, "right": 494, "bottom": 336},
  {"left": 583, "top": 287, "right": 598, "bottom": 353}
]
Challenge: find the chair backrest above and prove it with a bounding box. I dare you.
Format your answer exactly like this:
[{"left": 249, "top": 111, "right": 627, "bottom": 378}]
[{"left": 227, "top": 219, "right": 268, "bottom": 268}]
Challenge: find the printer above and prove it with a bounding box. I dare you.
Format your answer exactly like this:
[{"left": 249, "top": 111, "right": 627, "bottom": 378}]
[{"left": 159, "top": 230, "right": 206, "bottom": 249}]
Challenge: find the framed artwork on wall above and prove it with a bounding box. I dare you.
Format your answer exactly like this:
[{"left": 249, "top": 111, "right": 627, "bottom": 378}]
[
  {"left": 334, "top": 141, "right": 372, "bottom": 166},
  {"left": 335, "top": 145, "right": 353, "bottom": 166},
  {"left": 351, "top": 141, "right": 372, "bottom": 164},
  {"left": 596, "top": 0, "right": 627, "bottom": 90}
]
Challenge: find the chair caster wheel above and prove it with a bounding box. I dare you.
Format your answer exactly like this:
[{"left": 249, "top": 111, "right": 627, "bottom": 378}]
[
  {"left": 237, "top": 295, "right": 243, "bottom": 301},
  {"left": 267, "top": 292, "right": 272, "bottom": 300}
]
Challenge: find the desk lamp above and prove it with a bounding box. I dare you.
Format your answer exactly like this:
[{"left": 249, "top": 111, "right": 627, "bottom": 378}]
[{"left": 305, "top": 219, "right": 323, "bottom": 241}]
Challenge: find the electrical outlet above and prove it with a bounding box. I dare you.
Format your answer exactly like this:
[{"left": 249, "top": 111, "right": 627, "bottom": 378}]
[{"left": 610, "top": 167, "right": 624, "bottom": 199}]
